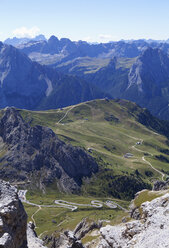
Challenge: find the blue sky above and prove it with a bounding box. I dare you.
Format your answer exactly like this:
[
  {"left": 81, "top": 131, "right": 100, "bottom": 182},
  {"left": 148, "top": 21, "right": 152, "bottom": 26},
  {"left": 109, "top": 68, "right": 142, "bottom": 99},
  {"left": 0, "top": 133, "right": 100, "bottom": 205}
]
[{"left": 0, "top": 0, "right": 169, "bottom": 42}]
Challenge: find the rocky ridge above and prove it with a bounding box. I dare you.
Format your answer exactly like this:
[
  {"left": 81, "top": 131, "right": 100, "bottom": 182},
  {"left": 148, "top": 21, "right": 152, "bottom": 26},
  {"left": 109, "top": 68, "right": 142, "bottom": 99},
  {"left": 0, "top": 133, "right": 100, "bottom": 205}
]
[
  {"left": 0, "top": 180, "right": 27, "bottom": 248},
  {"left": 97, "top": 192, "right": 169, "bottom": 248},
  {"left": 0, "top": 107, "right": 98, "bottom": 192},
  {"left": 123, "top": 48, "right": 169, "bottom": 119}
]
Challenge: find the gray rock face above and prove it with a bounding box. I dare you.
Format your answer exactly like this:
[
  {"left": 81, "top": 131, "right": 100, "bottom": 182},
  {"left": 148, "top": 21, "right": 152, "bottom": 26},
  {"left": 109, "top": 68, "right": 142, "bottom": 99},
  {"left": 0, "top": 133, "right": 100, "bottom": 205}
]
[
  {"left": 50, "top": 231, "right": 84, "bottom": 248},
  {"left": 0, "top": 44, "right": 49, "bottom": 109},
  {"left": 153, "top": 180, "right": 169, "bottom": 191},
  {"left": 43, "top": 218, "right": 101, "bottom": 248},
  {"left": 0, "top": 107, "right": 98, "bottom": 192},
  {"left": 124, "top": 47, "right": 169, "bottom": 119},
  {"left": 73, "top": 218, "right": 102, "bottom": 241},
  {"left": 97, "top": 193, "right": 169, "bottom": 248},
  {"left": 27, "top": 222, "right": 47, "bottom": 248},
  {"left": 0, "top": 180, "right": 27, "bottom": 248},
  {"left": 128, "top": 47, "right": 169, "bottom": 92}
]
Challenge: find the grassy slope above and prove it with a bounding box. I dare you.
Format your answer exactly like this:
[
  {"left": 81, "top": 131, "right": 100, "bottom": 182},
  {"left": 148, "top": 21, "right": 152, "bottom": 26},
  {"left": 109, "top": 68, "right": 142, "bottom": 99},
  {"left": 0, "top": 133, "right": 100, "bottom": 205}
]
[
  {"left": 25, "top": 190, "right": 129, "bottom": 236},
  {"left": 20, "top": 99, "right": 169, "bottom": 181},
  {"left": 17, "top": 99, "right": 169, "bottom": 240},
  {"left": 56, "top": 57, "right": 136, "bottom": 75}
]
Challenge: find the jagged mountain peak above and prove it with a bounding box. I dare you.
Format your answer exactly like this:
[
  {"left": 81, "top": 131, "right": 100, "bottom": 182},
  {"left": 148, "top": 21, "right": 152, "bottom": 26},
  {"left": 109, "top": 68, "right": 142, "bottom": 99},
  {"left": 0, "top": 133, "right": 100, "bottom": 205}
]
[
  {"left": 0, "top": 43, "right": 32, "bottom": 68},
  {"left": 138, "top": 47, "right": 169, "bottom": 64},
  {"left": 48, "top": 35, "right": 59, "bottom": 43}
]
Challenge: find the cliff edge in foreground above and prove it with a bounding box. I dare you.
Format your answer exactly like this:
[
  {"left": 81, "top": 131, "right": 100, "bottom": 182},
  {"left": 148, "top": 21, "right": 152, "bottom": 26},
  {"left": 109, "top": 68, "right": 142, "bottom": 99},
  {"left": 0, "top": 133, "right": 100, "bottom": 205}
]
[
  {"left": 0, "top": 180, "right": 27, "bottom": 248},
  {"left": 97, "top": 192, "right": 169, "bottom": 248}
]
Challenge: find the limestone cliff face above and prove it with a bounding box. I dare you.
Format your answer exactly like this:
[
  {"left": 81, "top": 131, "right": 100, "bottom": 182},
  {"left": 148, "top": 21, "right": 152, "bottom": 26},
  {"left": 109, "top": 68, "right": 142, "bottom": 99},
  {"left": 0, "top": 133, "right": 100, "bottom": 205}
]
[
  {"left": 97, "top": 192, "right": 169, "bottom": 248},
  {"left": 0, "top": 180, "right": 27, "bottom": 248},
  {"left": 124, "top": 48, "right": 169, "bottom": 119},
  {"left": 0, "top": 107, "right": 98, "bottom": 192}
]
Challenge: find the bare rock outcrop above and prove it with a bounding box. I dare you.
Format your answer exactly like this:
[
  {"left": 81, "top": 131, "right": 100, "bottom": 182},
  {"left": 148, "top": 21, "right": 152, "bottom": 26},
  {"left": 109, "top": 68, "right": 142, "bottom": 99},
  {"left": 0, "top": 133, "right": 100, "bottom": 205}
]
[
  {"left": 74, "top": 218, "right": 102, "bottom": 240},
  {"left": 43, "top": 219, "right": 102, "bottom": 248},
  {"left": 0, "top": 180, "right": 27, "bottom": 248},
  {"left": 27, "top": 222, "right": 47, "bottom": 248},
  {"left": 0, "top": 107, "right": 98, "bottom": 193},
  {"left": 153, "top": 180, "right": 169, "bottom": 191},
  {"left": 97, "top": 193, "right": 169, "bottom": 248}
]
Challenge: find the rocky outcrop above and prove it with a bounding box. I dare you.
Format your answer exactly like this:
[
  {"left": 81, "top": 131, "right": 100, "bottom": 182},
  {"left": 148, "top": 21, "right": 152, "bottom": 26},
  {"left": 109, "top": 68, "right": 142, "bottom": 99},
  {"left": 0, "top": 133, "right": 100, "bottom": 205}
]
[
  {"left": 97, "top": 193, "right": 169, "bottom": 248},
  {"left": 0, "top": 180, "right": 27, "bottom": 248},
  {"left": 47, "top": 231, "right": 84, "bottom": 248},
  {"left": 0, "top": 107, "right": 98, "bottom": 192},
  {"left": 73, "top": 218, "right": 102, "bottom": 241},
  {"left": 43, "top": 219, "right": 102, "bottom": 248},
  {"left": 153, "top": 180, "right": 169, "bottom": 191},
  {"left": 27, "top": 222, "right": 47, "bottom": 248}
]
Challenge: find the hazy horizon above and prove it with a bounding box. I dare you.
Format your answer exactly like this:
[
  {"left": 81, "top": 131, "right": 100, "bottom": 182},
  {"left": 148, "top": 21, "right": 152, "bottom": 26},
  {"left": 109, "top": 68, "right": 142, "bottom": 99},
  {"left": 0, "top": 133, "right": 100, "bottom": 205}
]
[
  {"left": 1, "top": 0, "right": 169, "bottom": 42},
  {"left": 3, "top": 34, "right": 169, "bottom": 44}
]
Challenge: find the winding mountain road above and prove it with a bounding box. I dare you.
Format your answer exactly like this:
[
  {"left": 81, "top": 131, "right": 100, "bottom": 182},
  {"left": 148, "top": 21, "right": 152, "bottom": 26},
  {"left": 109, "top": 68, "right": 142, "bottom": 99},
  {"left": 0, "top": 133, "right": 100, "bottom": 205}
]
[
  {"left": 18, "top": 189, "right": 127, "bottom": 234},
  {"left": 18, "top": 189, "right": 127, "bottom": 229}
]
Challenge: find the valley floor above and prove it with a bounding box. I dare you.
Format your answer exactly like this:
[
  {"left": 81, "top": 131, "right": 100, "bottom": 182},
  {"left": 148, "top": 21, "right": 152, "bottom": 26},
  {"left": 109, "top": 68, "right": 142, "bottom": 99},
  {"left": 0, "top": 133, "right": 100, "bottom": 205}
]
[{"left": 20, "top": 190, "right": 129, "bottom": 238}]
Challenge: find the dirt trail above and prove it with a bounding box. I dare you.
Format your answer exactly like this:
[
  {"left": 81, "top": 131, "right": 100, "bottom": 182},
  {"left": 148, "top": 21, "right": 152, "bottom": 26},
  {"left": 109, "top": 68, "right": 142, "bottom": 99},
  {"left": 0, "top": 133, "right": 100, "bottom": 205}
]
[
  {"left": 57, "top": 106, "right": 75, "bottom": 124},
  {"left": 31, "top": 206, "right": 42, "bottom": 228},
  {"left": 131, "top": 138, "right": 165, "bottom": 181}
]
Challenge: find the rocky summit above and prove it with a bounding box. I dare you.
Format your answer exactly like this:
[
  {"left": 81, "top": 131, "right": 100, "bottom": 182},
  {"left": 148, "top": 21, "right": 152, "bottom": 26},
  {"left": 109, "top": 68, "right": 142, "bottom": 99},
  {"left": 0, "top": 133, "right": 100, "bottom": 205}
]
[
  {"left": 0, "top": 180, "right": 27, "bottom": 248},
  {"left": 0, "top": 107, "right": 98, "bottom": 192}
]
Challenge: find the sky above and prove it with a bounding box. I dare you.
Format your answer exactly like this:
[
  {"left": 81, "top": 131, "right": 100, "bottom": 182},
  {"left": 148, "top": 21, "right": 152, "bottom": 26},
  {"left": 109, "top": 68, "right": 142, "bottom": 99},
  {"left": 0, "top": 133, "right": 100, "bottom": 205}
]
[{"left": 0, "top": 0, "right": 169, "bottom": 42}]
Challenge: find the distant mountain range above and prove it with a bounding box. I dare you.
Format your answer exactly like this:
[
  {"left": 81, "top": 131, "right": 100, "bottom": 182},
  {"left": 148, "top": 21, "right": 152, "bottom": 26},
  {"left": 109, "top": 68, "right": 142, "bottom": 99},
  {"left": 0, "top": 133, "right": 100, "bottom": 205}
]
[
  {"left": 1, "top": 35, "right": 169, "bottom": 119},
  {"left": 81, "top": 48, "right": 169, "bottom": 119},
  {"left": 0, "top": 42, "right": 108, "bottom": 110},
  {"left": 4, "top": 34, "right": 47, "bottom": 46},
  {"left": 16, "top": 35, "right": 169, "bottom": 66}
]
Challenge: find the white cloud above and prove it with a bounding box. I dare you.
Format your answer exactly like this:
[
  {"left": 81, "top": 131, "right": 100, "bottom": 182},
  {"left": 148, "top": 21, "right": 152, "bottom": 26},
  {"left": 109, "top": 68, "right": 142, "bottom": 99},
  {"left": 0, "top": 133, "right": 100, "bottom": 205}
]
[
  {"left": 83, "top": 34, "right": 119, "bottom": 43},
  {"left": 83, "top": 36, "right": 93, "bottom": 42},
  {"left": 12, "top": 26, "right": 40, "bottom": 38},
  {"left": 98, "top": 34, "right": 115, "bottom": 42}
]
